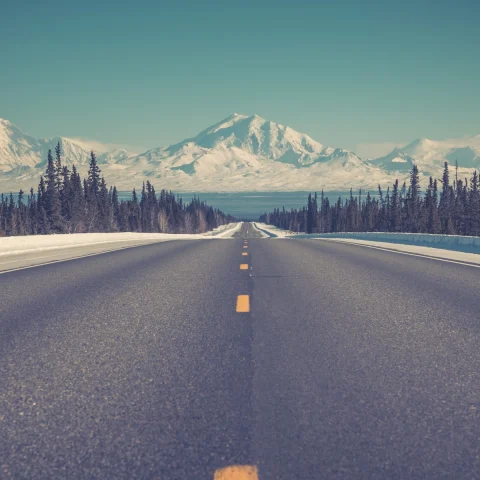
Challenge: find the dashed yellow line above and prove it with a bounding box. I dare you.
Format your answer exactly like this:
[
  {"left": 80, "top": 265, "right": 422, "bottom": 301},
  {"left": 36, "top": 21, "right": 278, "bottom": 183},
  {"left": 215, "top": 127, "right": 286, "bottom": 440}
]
[
  {"left": 214, "top": 465, "right": 258, "bottom": 479},
  {"left": 242, "top": 252, "right": 248, "bottom": 256},
  {"left": 236, "top": 295, "right": 250, "bottom": 313},
  {"left": 240, "top": 264, "right": 248, "bottom": 270},
  {"left": 243, "top": 246, "right": 248, "bottom": 249}
]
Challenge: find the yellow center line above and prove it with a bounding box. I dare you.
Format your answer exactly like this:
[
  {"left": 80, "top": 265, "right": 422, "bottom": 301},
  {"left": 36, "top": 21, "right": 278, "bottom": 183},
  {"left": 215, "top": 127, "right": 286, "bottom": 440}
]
[
  {"left": 214, "top": 465, "right": 258, "bottom": 479},
  {"left": 243, "top": 246, "right": 248, "bottom": 249},
  {"left": 236, "top": 295, "right": 250, "bottom": 313},
  {"left": 240, "top": 264, "right": 248, "bottom": 270},
  {"left": 242, "top": 252, "right": 248, "bottom": 256}
]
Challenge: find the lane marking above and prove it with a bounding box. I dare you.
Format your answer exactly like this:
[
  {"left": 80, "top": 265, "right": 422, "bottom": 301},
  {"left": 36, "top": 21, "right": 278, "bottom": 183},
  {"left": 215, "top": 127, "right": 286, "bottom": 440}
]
[
  {"left": 318, "top": 238, "right": 480, "bottom": 269},
  {"left": 214, "top": 465, "right": 258, "bottom": 479},
  {"left": 240, "top": 264, "right": 249, "bottom": 270},
  {"left": 236, "top": 295, "right": 250, "bottom": 313},
  {"left": 242, "top": 252, "right": 248, "bottom": 256},
  {"left": 0, "top": 242, "right": 163, "bottom": 276},
  {"left": 243, "top": 246, "right": 248, "bottom": 249}
]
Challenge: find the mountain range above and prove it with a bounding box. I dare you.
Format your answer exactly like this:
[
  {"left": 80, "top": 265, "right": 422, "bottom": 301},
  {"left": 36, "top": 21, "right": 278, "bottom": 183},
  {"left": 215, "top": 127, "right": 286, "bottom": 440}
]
[{"left": 1, "top": 114, "right": 480, "bottom": 192}]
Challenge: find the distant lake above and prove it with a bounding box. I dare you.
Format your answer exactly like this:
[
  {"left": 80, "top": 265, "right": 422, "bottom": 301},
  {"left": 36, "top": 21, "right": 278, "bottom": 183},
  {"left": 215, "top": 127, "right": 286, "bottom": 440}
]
[
  {"left": 118, "top": 191, "right": 364, "bottom": 219},
  {"left": 4, "top": 190, "right": 375, "bottom": 218}
]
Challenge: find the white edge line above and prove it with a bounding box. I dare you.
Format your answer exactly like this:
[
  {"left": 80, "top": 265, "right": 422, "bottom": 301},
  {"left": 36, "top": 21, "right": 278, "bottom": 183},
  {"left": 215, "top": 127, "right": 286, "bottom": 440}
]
[
  {"left": 0, "top": 241, "right": 166, "bottom": 275},
  {"left": 316, "top": 238, "right": 480, "bottom": 269}
]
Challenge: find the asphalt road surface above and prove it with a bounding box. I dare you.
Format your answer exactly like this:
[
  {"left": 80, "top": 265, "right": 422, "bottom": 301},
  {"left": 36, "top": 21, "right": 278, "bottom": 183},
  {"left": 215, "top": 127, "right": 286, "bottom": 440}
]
[
  {"left": 1, "top": 223, "right": 480, "bottom": 479},
  {"left": 0, "top": 239, "right": 164, "bottom": 274}
]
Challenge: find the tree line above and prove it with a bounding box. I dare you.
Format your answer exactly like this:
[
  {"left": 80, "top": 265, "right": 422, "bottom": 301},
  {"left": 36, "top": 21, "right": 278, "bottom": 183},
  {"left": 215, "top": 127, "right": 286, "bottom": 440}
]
[
  {"left": 260, "top": 162, "right": 480, "bottom": 236},
  {"left": 0, "top": 143, "right": 235, "bottom": 236}
]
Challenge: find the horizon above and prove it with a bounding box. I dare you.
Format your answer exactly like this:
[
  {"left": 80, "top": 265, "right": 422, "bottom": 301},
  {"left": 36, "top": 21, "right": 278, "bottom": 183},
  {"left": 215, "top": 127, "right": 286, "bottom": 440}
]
[
  {"left": 2, "top": 112, "right": 480, "bottom": 161},
  {"left": 1, "top": 0, "right": 479, "bottom": 159}
]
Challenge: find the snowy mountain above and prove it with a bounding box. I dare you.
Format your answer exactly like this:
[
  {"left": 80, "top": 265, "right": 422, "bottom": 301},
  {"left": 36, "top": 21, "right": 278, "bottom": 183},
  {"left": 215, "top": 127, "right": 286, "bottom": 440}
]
[
  {"left": 0, "top": 118, "right": 132, "bottom": 176},
  {"left": 374, "top": 136, "right": 480, "bottom": 181},
  {"left": 126, "top": 113, "right": 340, "bottom": 170},
  {"left": 369, "top": 147, "right": 417, "bottom": 172},
  {"left": 1, "top": 114, "right": 479, "bottom": 192},
  {"left": 401, "top": 136, "right": 480, "bottom": 170}
]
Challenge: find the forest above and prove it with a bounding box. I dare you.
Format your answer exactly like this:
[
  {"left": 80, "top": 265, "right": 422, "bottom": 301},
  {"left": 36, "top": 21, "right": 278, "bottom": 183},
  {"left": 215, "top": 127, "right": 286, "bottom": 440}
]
[
  {"left": 260, "top": 162, "right": 480, "bottom": 236},
  {"left": 0, "top": 143, "right": 235, "bottom": 236}
]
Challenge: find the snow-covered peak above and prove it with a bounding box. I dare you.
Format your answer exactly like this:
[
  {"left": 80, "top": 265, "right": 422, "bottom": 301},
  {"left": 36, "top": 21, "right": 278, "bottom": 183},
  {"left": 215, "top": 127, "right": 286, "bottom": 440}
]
[
  {"left": 0, "top": 118, "right": 13, "bottom": 127},
  {"left": 376, "top": 135, "right": 480, "bottom": 174},
  {"left": 3, "top": 113, "right": 480, "bottom": 194},
  {"left": 370, "top": 147, "right": 416, "bottom": 172},
  {"left": 0, "top": 120, "right": 134, "bottom": 172},
  {"left": 0, "top": 118, "right": 30, "bottom": 141},
  {"left": 402, "top": 138, "right": 436, "bottom": 157},
  {"left": 0, "top": 120, "right": 45, "bottom": 169},
  {"left": 186, "top": 112, "right": 332, "bottom": 167},
  {"left": 198, "top": 113, "right": 249, "bottom": 136}
]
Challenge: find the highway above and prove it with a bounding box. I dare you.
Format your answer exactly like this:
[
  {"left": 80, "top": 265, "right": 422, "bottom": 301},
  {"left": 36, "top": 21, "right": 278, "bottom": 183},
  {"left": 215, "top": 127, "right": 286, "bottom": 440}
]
[{"left": 1, "top": 223, "right": 480, "bottom": 479}]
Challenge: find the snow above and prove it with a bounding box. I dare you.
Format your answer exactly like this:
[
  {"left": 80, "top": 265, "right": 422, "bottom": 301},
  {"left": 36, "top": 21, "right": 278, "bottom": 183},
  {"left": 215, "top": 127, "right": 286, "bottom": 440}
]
[
  {"left": 369, "top": 148, "right": 416, "bottom": 172},
  {"left": 0, "top": 223, "right": 244, "bottom": 257},
  {"left": 203, "top": 222, "right": 243, "bottom": 237},
  {"left": 315, "top": 238, "right": 480, "bottom": 267},
  {"left": 295, "top": 231, "right": 480, "bottom": 254},
  {"left": 253, "top": 223, "right": 295, "bottom": 238},
  {"left": 257, "top": 228, "right": 480, "bottom": 264},
  {"left": 0, "top": 114, "right": 393, "bottom": 193},
  {"left": 250, "top": 222, "right": 270, "bottom": 238},
  {"left": 1, "top": 114, "right": 479, "bottom": 193},
  {"left": 398, "top": 135, "right": 480, "bottom": 173}
]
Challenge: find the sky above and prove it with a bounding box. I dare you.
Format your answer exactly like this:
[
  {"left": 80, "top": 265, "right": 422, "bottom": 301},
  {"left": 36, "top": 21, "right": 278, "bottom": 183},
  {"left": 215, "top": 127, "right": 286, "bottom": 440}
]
[{"left": 1, "top": 0, "right": 479, "bottom": 157}]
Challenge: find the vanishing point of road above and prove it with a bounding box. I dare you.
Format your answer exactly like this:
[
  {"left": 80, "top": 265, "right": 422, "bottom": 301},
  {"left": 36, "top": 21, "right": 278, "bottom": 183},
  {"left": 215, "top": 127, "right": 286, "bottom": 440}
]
[{"left": 1, "top": 223, "right": 479, "bottom": 479}]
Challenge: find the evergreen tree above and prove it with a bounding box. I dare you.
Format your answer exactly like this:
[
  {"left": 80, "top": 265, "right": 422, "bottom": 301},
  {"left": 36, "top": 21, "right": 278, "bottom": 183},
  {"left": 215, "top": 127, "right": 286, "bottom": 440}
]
[
  {"left": 54, "top": 142, "right": 63, "bottom": 192},
  {"left": 87, "top": 151, "right": 101, "bottom": 196},
  {"left": 44, "top": 149, "right": 62, "bottom": 231}
]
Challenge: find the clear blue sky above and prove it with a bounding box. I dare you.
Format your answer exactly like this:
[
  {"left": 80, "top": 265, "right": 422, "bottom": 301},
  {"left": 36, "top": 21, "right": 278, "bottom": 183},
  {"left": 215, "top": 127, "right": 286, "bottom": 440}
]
[{"left": 1, "top": 0, "right": 479, "bottom": 156}]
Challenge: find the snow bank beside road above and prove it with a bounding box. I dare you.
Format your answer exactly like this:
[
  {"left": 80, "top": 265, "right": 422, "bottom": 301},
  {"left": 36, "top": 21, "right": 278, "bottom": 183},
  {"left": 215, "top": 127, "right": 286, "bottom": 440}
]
[
  {"left": 0, "top": 232, "right": 196, "bottom": 257},
  {"left": 0, "top": 223, "right": 243, "bottom": 257},
  {"left": 297, "top": 232, "right": 480, "bottom": 255},
  {"left": 251, "top": 223, "right": 295, "bottom": 238},
  {"left": 250, "top": 223, "right": 270, "bottom": 238},
  {"left": 256, "top": 225, "right": 480, "bottom": 264},
  {"left": 205, "top": 222, "right": 243, "bottom": 238},
  {"left": 317, "top": 238, "right": 480, "bottom": 266},
  {"left": 258, "top": 225, "right": 480, "bottom": 255}
]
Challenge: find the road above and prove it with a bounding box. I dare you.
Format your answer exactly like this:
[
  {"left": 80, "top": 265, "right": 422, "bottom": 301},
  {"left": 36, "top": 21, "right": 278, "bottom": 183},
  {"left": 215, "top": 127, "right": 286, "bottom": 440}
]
[
  {"left": 0, "top": 239, "right": 163, "bottom": 274},
  {"left": 1, "top": 223, "right": 480, "bottom": 479}
]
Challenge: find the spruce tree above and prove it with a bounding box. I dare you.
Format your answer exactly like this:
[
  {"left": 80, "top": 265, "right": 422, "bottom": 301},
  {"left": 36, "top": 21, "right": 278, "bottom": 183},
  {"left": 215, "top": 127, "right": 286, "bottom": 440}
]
[
  {"left": 87, "top": 151, "right": 101, "bottom": 197},
  {"left": 54, "top": 142, "right": 63, "bottom": 192},
  {"left": 44, "top": 149, "right": 62, "bottom": 232}
]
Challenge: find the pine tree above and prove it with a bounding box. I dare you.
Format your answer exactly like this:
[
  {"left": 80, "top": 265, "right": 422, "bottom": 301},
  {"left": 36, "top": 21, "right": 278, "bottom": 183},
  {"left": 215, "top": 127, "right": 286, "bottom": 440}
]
[
  {"left": 44, "top": 149, "right": 62, "bottom": 232},
  {"left": 306, "top": 193, "right": 314, "bottom": 234},
  {"left": 87, "top": 151, "right": 101, "bottom": 196},
  {"left": 468, "top": 170, "right": 480, "bottom": 235},
  {"left": 439, "top": 162, "right": 453, "bottom": 234},
  {"left": 407, "top": 165, "right": 421, "bottom": 232},
  {"left": 112, "top": 186, "right": 120, "bottom": 228},
  {"left": 54, "top": 142, "right": 63, "bottom": 192},
  {"left": 85, "top": 152, "right": 102, "bottom": 231},
  {"left": 98, "top": 177, "right": 113, "bottom": 231},
  {"left": 28, "top": 188, "right": 38, "bottom": 234}
]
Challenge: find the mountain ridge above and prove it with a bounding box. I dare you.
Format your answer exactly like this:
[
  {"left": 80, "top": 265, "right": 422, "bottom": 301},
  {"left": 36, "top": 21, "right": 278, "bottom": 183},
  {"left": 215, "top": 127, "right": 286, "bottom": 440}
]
[{"left": 1, "top": 114, "right": 479, "bottom": 192}]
